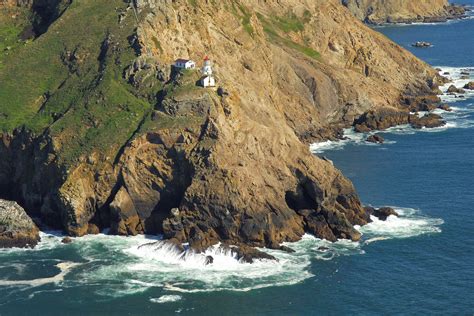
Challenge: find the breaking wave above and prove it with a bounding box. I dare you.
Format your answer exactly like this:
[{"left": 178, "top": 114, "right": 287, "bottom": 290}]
[
  {"left": 437, "top": 66, "right": 474, "bottom": 103},
  {"left": 0, "top": 207, "right": 442, "bottom": 297},
  {"left": 150, "top": 295, "right": 182, "bottom": 304},
  {"left": 310, "top": 66, "right": 474, "bottom": 154},
  {"left": 358, "top": 207, "right": 444, "bottom": 240}
]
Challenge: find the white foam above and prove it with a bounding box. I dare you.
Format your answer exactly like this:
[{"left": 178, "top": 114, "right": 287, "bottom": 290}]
[
  {"left": 309, "top": 128, "right": 367, "bottom": 154},
  {"left": 150, "top": 295, "right": 182, "bottom": 304},
  {"left": 310, "top": 68, "right": 474, "bottom": 154},
  {"left": 0, "top": 261, "right": 80, "bottom": 287},
  {"left": 358, "top": 207, "right": 444, "bottom": 239},
  {"left": 0, "top": 206, "right": 443, "bottom": 295},
  {"left": 437, "top": 66, "right": 474, "bottom": 103}
]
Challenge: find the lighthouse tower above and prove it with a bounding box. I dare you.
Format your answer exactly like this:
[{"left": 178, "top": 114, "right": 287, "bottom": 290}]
[{"left": 201, "top": 57, "right": 216, "bottom": 88}]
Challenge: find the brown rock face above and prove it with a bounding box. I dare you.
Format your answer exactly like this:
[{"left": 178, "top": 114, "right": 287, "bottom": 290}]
[
  {"left": 365, "top": 206, "right": 399, "bottom": 221},
  {"left": 464, "top": 82, "right": 474, "bottom": 90},
  {"left": 342, "top": 0, "right": 466, "bottom": 24},
  {"left": 0, "top": 0, "right": 447, "bottom": 255},
  {"left": 109, "top": 187, "right": 144, "bottom": 236},
  {"left": 354, "top": 107, "right": 446, "bottom": 132},
  {"left": 0, "top": 199, "right": 40, "bottom": 248},
  {"left": 411, "top": 114, "right": 446, "bottom": 129},
  {"left": 366, "top": 134, "right": 385, "bottom": 144},
  {"left": 447, "top": 85, "right": 465, "bottom": 94}
]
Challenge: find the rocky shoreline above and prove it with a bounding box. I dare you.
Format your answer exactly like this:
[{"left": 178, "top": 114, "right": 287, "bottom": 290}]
[
  {"left": 0, "top": 0, "right": 457, "bottom": 261},
  {"left": 342, "top": 0, "right": 469, "bottom": 25}
]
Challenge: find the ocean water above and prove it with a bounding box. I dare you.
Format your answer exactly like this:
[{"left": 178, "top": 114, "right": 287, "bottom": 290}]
[{"left": 1, "top": 4, "right": 474, "bottom": 315}]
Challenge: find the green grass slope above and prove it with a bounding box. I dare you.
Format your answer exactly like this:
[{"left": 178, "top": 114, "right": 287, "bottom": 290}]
[{"left": 0, "top": 0, "right": 153, "bottom": 165}]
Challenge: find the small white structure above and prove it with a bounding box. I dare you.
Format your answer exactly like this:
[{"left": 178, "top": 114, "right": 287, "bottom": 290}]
[
  {"left": 174, "top": 59, "right": 196, "bottom": 69},
  {"left": 201, "top": 57, "right": 216, "bottom": 88}
]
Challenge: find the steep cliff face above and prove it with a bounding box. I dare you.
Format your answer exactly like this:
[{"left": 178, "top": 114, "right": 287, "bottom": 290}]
[
  {"left": 0, "top": 0, "right": 443, "bottom": 252},
  {"left": 342, "top": 0, "right": 466, "bottom": 24}
]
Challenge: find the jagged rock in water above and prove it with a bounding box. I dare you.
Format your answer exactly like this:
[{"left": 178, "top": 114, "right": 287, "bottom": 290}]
[
  {"left": 464, "top": 82, "right": 474, "bottom": 90},
  {"left": 354, "top": 107, "right": 446, "bottom": 132},
  {"left": 0, "top": 199, "right": 40, "bottom": 248},
  {"left": 366, "top": 134, "right": 385, "bottom": 144},
  {"left": 365, "top": 206, "right": 399, "bottom": 221},
  {"left": 354, "top": 107, "right": 413, "bottom": 132},
  {"left": 412, "top": 42, "right": 432, "bottom": 48},
  {"left": 204, "top": 255, "right": 214, "bottom": 265},
  {"left": 61, "top": 236, "right": 72, "bottom": 244},
  {"left": 447, "top": 85, "right": 465, "bottom": 94},
  {"left": 438, "top": 104, "right": 452, "bottom": 112},
  {"left": 411, "top": 113, "right": 446, "bottom": 129}
]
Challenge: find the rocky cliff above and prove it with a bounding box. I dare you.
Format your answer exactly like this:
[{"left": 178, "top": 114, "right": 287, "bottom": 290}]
[
  {"left": 0, "top": 199, "right": 40, "bottom": 248},
  {"left": 342, "top": 0, "right": 466, "bottom": 24},
  {"left": 0, "top": 0, "right": 445, "bottom": 254}
]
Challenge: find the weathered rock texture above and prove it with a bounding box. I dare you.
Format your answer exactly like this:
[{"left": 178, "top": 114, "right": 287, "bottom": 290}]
[
  {"left": 0, "top": 199, "right": 40, "bottom": 248},
  {"left": 0, "top": 0, "right": 447, "bottom": 254},
  {"left": 342, "top": 0, "right": 466, "bottom": 24}
]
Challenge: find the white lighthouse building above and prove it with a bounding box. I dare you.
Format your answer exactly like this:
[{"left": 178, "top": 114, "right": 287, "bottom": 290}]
[{"left": 201, "top": 57, "right": 216, "bottom": 88}]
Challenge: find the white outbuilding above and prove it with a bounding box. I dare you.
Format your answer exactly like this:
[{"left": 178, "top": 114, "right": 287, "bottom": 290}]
[
  {"left": 201, "top": 57, "right": 216, "bottom": 88},
  {"left": 174, "top": 59, "right": 196, "bottom": 69}
]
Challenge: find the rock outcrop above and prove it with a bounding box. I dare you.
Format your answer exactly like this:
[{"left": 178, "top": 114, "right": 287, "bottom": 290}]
[
  {"left": 464, "top": 82, "right": 474, "bottom": 90},
  {"left": 0, "top": 199, "right": 40, "bottom": 248},
  {"left": 366, "top": 134, "right": 384, "bottom": 144},
  {"left": 447, "top": 85, "right": 465, "bottom": 94},
  {"left": 0, "top": 0, "right": 448, "bottom": 257},
  {"left": 353, "top": 107, "right": 446, "bottom": 132},
  {"left": 365, "top": 206, "right": 399, "bottom": 221},
  {"left": 342, "top": 0, "right": 466, "bottom": 24}
]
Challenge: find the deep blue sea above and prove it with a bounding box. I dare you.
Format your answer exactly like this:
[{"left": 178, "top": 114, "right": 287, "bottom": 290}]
[{"left": 1, "top": 3, "right": 473, "bottom": 315}]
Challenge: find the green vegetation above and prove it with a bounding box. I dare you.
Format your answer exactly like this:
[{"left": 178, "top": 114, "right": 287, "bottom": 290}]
[
  {"left": 257, "top": 12, "right": 320, "bottom": 60},
  {"left": 229, "top": 2, "right": 254, "bottom": 36},
  {"left": 164, "top": 69, "right": 202, "bottom": 99},
  {"left": 269, "top": 12, "right": 305, "bottom": 33},
  {"left": 0, "top": 8, "right": 32, "bottom": 69},
  {"left": 0, "top": 0, "right": 157, "bottom": 166},
  {"left": 0, "top": 0, "right": 213, "bottom": 167}
]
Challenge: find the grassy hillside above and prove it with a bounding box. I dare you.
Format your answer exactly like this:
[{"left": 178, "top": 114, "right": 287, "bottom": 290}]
[{"left": 0, "top": 0, "right": 153, "bottom": 165}]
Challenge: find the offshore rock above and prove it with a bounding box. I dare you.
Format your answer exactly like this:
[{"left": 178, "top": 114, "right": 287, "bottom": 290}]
[
  {"left": 447, "top": 85, "right": 465, "bottom": 94},
  {"left": 412, "top": 42, "right": 432, "bottom": 48},
  {"left": 61, "top": 236, "right": 72, "bottom": 244},
  {"left": 464, "top": 82, "right": 474, "bottom": 90},
  {"left": 222, "top": 244, "right": 277, "bottom": 263},
  {"left": 366, "top": 134, "right": 384, "bottom": 144},
  {"left": 365, "top": 206, "right": 399, "bottom": 221},
  {"left": 0, "top": 199, "right": 40, "bottom": 248}
]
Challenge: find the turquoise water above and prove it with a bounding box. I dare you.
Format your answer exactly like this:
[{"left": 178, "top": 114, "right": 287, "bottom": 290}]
[{"left": 1, "top": 4, "right": 474, "bottom": 315}]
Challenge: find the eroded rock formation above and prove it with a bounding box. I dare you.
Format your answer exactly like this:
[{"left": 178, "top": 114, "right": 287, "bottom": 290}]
[
  {"left": 342, "top": 0, "right": 466, "bottom": 24},
  {"left": 0, "top": 199, "right": 40, "bottom": 248},
  {"left": 0, "top": 0, "right": 449, "bottom": 256}
]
